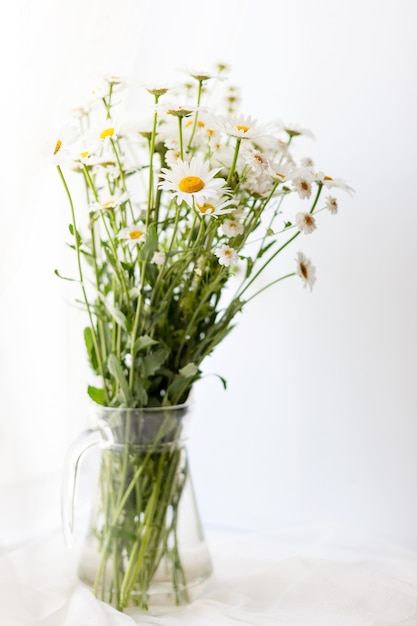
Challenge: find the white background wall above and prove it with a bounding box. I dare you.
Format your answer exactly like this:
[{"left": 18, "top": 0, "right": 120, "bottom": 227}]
[{"left": 2, "top": 0, "right": 417, "bottom": 550}]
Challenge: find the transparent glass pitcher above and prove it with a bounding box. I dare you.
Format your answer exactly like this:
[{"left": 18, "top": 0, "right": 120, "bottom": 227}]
[{"left": 62, "top": 403, "right": 212, "bottom": 612}]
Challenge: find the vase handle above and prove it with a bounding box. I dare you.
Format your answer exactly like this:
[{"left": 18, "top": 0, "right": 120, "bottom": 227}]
[{"left": 61, "top": 428, "right": 103, "bottom": 547}]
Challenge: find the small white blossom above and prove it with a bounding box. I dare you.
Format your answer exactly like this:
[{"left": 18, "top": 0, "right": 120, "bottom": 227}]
[
  {"left": 300, "top": 157, "right": 314, "bottom": 167},
  {"left": 268, "top": 160, "right": 295, "bottom": 183},
  {"left": 214, "top": 244, "right": 239, "bottom": 267},
  {"left": 295, "top": 211, "right": 317, "bottom": 234},
  {"left": 296, "top": 252, "right": 316, "bottom": 290},
  {"left": 151, "top": 251, "right": 166, "bottom": 265},
  {"left": 103, "top": 74, "right": 127, "bottom": 92},
  {"left": 325, "top": 196, "right": 338, "bottom": 214},
  {"left": 240, "top": 145, "right": 270, "bottom": 174},
  {"left": 221, "top": 219, "right": 244, "bottom": 237},
  {"left": 195, "top": 195, "right": 236, "bottom": 217},
  {"left": 119, "top": 222, "right": 146, "bottom": 246},
  {"left": 292, "top": 177, "right": 312, "bottom": 200},
  {"left": 94, "top": 191, "right": 129, "bottom": 211}
]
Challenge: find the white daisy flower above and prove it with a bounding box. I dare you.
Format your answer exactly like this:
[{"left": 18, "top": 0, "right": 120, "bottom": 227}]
[
  {"left": 151, "top": 251, "right": 166, "bottom": 265},
  {"left": 295, "top": 211, "right": 317, "bottom": 234},
  {"left": 154, "top": 102, "right": 200, "bottom": 117},
  {"left": 300, "top": 157, "right": 314, "bottom": 167},
  {"left": 51, "top": 122, "right": 80, "bottom": 165},
  {"left": 119, "top": 222, "right": 146, "bottom": 246},
  {"left": 89, "top": 191, "right": 128, "bottom": 214},
  {"left": 165, "top": 149, "right": 182, "bottom": 167},
  {"left": 242, "top": 171, "right": 274, "bottom": 197},
  {"left": 240, "top": 145, "right": 270, "bottom": 174},
  {"left": 279, "top": 122, "right": 315, "bottom": 140},
  {"left": 221, "top": 219, "right": 244, "bottom": 237},
  {"left": 185, "top": 67, "right": 225, "bottom": 82},
  {"left": 103, "top": 74, "right": 127, "bottom": 93},
  {"left": 214, "top": 114, "right": 269, "bottom": 139},
  {"left": 214, "top": 244, "right": 239, "bottom": 267},
  {"left": 315, "top": 172, "right": 355, "bottom": 196},
  {"left": 195, "top": 195, "right": 236, "bottom": 217},
  {"left": 325, "top": 196, "right": 338, "bottom": 214},
  {"left": 74, "top": 150, "right": 101, "bottom": 166},
  {"left": 158, "top": 156, "right": 227, "bottom": 207},
  {"left": 295, "top": 252, "right": 316, "bottom": 290},
  {"left": 268, "top": 160, "right": 295, "bottom": 183},
  {"left": 144, "top": 80, "right": 178, "bottom": 97},
  {"left": 292, "top": 177, "right": 313, "bottom": 200},
  {"left": 98, "top": 124, "right": 117, "bottom": 141}
]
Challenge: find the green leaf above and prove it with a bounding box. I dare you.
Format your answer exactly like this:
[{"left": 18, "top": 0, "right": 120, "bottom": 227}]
[
  {"left": 54, "top": 269, "right": 77, "bottom": 282},
  {"left": 245, "top": 257, "right": 254, "bottom": 279},
  {"left": 87, "top": 385, "right": 107, "bottom": 405},
  {"left": 138, "top": 223, "right": 158, "bottom": 261},
  {"left": 108, "top": 353, "right": 131, "bottom": 404},
  {"left": 99, "top": 294, "right": 127, "bottom": 330},
  {"left": 207, "top": 373, "right": 228, "bottom": 390},
  {"left": 179, "top": 362, "right": 198, "bottom": 378},
  {"left": 134, "top": 335, "right": 158, "bottom": 352},
  {"left": 84, "top": 327, "right": 98, "bottom": 371},
  {"left": 134, "top": 379, "right": 148, "bottom": 405},
  {"left": 68, "top": 223, "right": 82, "bottom": 246},
  {"left": 258, "top": 240, "right": 275, "bottom": 259},
  {"left": 140, "top": 348, "right": 169, "bottom": 377}
]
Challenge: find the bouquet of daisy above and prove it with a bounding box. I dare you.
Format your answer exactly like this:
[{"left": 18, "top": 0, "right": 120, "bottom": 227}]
[{"left": 55, "top": 64, "right": 352, "bottom": 612}]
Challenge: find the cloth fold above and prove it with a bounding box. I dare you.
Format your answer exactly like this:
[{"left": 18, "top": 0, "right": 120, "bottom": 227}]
[{"left": 1, "top": 526, "right": 417, "bottom": 625}]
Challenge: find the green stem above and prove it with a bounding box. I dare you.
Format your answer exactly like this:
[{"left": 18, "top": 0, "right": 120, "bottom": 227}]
[
  {"left": 178, "top": 117, "right": 184, "bottom": 160},
  {"left": 226, "top": 137, "right": 242, "bottom": 186},
  {"left": 56, "top": 165, "right": 109, "bottom": 403},
  {"left": 243, "top": 272, "right": 296, "bottom": 305},
  {"left": 147, "top": 95, "right": 160, "bottom": 222},
  {"left": 186, "top": 80, "right": 203, "bottom": 151}
]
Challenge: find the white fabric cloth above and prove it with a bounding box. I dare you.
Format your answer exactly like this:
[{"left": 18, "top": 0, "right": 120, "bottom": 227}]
[{"left": 1, "top": 524, "right": 417, "bottom": 626}]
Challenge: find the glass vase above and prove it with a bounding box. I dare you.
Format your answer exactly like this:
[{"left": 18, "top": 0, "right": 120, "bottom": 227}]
[{"left": 61, "top": 403, "right": 212, "bottom": 613}]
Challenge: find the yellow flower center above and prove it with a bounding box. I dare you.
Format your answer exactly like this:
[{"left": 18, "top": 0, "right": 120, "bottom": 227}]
[
  {"left": 236, "top": 125, "right": 250, "bottom": 132},
  {"left": 323, "top": 175, "right": 333, "bottom": 181},
  {"left": 100, "top": 127, "right": 114, "bottom": 139},
  {"left": 179, "top": 176, "right": 205, "bottom": 193},
  {"left": 224, "top": 249, "right": 232, "bottom": 256},
  {"left": 80, "top": 151, "right": 89, "bottom": 158},
  {"left": 129, "top": 230, "right": 143, "bottom": 240},
  {"left": 196, "top": 202, "right": 214, "bottom": 214},
  {"left": 185, "top": 120, "right": 205, "bottom": 128},
  {"left": 300, "top": 181, "right": 310, "bottom": 191},
  {"left": 54, "top": 139, "right": 62, "bottom": 155}
]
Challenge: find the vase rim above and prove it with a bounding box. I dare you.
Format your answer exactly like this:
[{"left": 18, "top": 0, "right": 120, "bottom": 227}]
[{"left": 88, "top": 400, "right": 191, "bottom": 414}]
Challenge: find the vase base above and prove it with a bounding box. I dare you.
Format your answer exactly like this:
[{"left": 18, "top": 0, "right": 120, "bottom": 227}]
[{"left": 78, "top": 570, "right": 212, "bottom": 614}]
